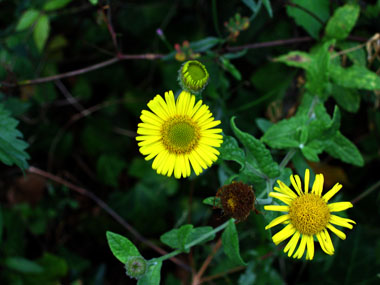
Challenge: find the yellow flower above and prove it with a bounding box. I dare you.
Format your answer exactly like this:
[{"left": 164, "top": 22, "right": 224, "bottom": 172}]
[
  {"left": 136, "top": 90, "right": 223, "bottom": 179},
  {"left": 264, "top": 169, "right": 356, "bottom": 260}
]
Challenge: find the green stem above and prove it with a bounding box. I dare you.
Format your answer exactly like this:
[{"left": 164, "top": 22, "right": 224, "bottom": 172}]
[
  {"left": 156, "top": 219, "right": 233, "bottom": 262},
  {"left": 279, "top": 149, "right": 296, "bottom": 168}
]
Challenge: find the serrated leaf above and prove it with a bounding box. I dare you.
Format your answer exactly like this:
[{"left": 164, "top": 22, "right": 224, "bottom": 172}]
[
  {"left": 43, "top": 0, "right": 72, "bottom": 11},
  {"left": 330, "top": 64, "right": 380, "bottom": 90},
  {"left": 255, "top": 118, "right": 273, "bottom": 133},
  {"left": 286, "top": 0, "right": 330, "bottom": 39},
  {"left": 16, "top": 9, "right": 40, "bottom": 31},
  {"left": 5, "top": 257, "right": 44, "bottom": 273},
  {"left": 301, "top": 142, "right": 323, "bottom": 162},
  {"left": 137, "top": 259, "right": 162, "bottom": 285},
  {"left": 331, "top": 84, "right": 360, "bottom": 113},
  {"left": 0, "top": 104, "right": 29, "bottom": 169},
  {"left": 222, "top": 219, "right": 246, "bottom": 266},
  {"left": 221, "top": 57, "right": 242, "bottom": 80},
  {"left": 106, "top": 231, "right": 141, "bottom": 264},
  {"left": 262, "top": 115, "right": 308, "bottom": 149},
  {"left": 325, "top": 4, "right": 360, "bottom": 40},
  {"left": 231, "top": 117, "right": 280, "bottom": 178},
  {"left": 219, "top": 135, "right": 245, "bottom": 169},
  {"left": 322, "top": 131, "right": 364, "bottom": 166},
  {"left": 274, "top": 51, "right": 312, "bottom": 70},
  {"left": 33, "top": 14, "right": 50, "bottom": 52}
]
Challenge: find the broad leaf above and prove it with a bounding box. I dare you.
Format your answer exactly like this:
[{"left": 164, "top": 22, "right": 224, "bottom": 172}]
[
  {"left": 106, "top": 231, "right": 141, "bottom": 264},
  {"left": 322, "top": 132, "right": 364, "bottom": 166},
  {"left": 43, "top": 0, "right": 72, "bottom": 11},
  {"left": 274, "top": 51, "right": 312, "bottom": 70},
  {"left": 330, "top": 65, "right": 380, "bottom": 90},
  {"left": 16, "top": 9, "right": 40, "bottom": 31},
  {"left": 218, "top": 135, "right": 245, "bottom": 169},
  {"left": 137, "top": 259, "right": 162, "bottom": 285},
  {"left": 325, "top": 4, "right": 360, "bottom": 40},
  {"left": 222, "top": 219, "right": 246, "bottom": 266},
  {"left": 33, "top": 14, "right": 50, "bottom": 52},
  {"left": 231, "top": 117, "right": 280, "bottom": 178},
  {"left": 331, "top": 84, "right": 360, "bottom": 113},
  {"left": 5, "top": 257, "right": 44, "bottom": 273}
]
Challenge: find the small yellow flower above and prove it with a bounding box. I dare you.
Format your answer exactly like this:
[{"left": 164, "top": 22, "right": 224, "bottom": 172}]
[
  {"left": 136, "top": 90, "right": 223, "bottom": 179},
  {"left": 264, "top": 169, "right": 356, "bottom": 260}
]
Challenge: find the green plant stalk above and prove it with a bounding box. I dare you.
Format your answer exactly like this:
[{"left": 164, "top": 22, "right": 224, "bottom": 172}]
[{"left": 156, "top": 219, "right": 234, "bottom": 262}]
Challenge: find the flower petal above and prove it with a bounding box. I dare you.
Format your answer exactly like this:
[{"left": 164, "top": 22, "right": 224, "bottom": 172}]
[
  {"left": 305, "top": 235, "right": 314, "bottom": 260},
  {"left": 327, "top": 224, "right": 346, "bottom": 240},
  {"left": 294, "top": 235, "right": 307, "bottom": 259},
  {"left": 328, "top": 201, "right": 353, "bottom": 212},
  {"left": 265, "top": 214, "right": 290, "bottom": 230},
  {"left": 284, "top": 231, "right": 300, "bottom": 257},
  {"left": 264, "top": 205, "right": 289, "bottom": 212},
  {"left": 269, "top": 192, "right": 294, "bottom": 205},
  {"left": 272, "top": 224, "right": 296, "bottom": 245},
  {"left": 322, "top": 183, "right": 343, "bottom": 202},
  {"left": 275, "top": 181, "right": 298, "bottom": 199},
  {"left": 329, "top": 215, "right": 356, "bottom": 229},
  {"left": 304, "top": 168, "right": 310, "bottom": 194}
]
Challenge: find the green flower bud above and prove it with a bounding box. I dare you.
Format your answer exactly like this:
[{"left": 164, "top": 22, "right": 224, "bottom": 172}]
[
  {"left": 125, "top": 256, "right": 147, "bottom": 280},
  {"left": 178, "top": 60, "right": 209, "bottom": 94}
]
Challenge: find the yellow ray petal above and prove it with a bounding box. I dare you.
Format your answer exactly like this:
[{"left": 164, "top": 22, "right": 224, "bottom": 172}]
[
  {"left": 304, "top": 168, "right": 310, "bottom": 194},
  {"left": 265, "top": 214, "right": 290, "bottom": 230},
  {"left": 272, "top": 224, "right": 296, "bottom": 245},
  {"left": 290, "top": 174, "right": 303, "bottom": 196},
  {"left": 329, "top": 215, "right": 356, "bottom": 229},
  {"left": 305, "top": 235, "right": 314, "bottom": 260},
  {"left": 264, "top": 205, "right": 289, "bottom": 212},
  {"left": 294, "top": 235, "right": 307, "bottom": 259},
  {"left": 275, "top": 181, "right": 298, "bottom": 199},
  {"left": 327, "top": 224, "right": 346, "bottom": 240},
  {"left": 328, "top": 201, "right": 353, "bottom": 212},
  {"left": 284, "top": 231, "right": 300, "bottom": 257},
  {"left": 322, "top": 183, "right": 343, "bottom": 202},
  {"left": 268, "top": 192, "right": 294, "bottom": 205}
]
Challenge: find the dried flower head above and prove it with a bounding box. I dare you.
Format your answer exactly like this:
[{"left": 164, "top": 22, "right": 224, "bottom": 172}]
[{"left": 216, "top": 181, "right": 257, "bottom": 221}]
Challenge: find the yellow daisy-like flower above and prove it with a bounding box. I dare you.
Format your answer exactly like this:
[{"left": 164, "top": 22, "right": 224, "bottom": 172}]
[
  {"left": 136, "top": 90, "right": 223, "bottom": 179},
  {"left": 264, "top": 169, "right": 356, "bottom": 260}
]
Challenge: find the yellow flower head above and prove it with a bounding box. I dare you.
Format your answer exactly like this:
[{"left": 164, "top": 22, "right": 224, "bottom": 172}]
[
  {"left": 264, "top": 169, "right": 356, "bottom": 260},
  {"left": 136, "top": 90, "right": 223, "bottom": 179}
]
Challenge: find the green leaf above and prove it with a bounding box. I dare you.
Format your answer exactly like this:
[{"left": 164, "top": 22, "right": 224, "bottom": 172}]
[
  {"left": 242, "top": 0, "right": 260, "bottom": 13},
  {"left": 307, "top": 104, "right": 341, "bottom": 141},
  {"left": 274, "top": 51, "right": 312, "bottom": 70},
  {"left": 89, "top": 0, "right": 98, "bottom": 5},
  {"left": 222, "top": 219, "right": 246, "bottom": 266},
  {"left": 5, "top": 257, "right": 44, "bottom": 273},
  {"left": 160, "top": 225, "right": 215, "bottom": 252},
  {"left": 221, "top": 57, "right": 242, "bottom": 80},
  {"left": 331, "top": 84, "right": 360, "bottom": 113},
  {"left": 33, "top": 14, "right": 50, "bottom": 52},
  {"left": 322, "top": 131, "right": 364, "bottom": 166},
  {"left": 106, "top": 231, "right": 141, "bottom": 264},
  {"left": 231, "top": 117, "right": 280, "bottom": 178},
  {"left": 286, "top": 0, "right": 330, "bottom": 38},
  {"left": 0, "top": 104, "right": 29, "bottom": 169},
  {"left": 325, "top": 4, "right": 360, "bottom": 40},
  {"left": 262, "top": 115, "right": 308, "bottom": 149},
  {"left": 190, "top": 37, "right": 222, "bottom": 52},
  {"left": 255, "top": 118, "right": 273, "bottom": 133},
  {"left": 203, "top": 196, "right": 220, "bottom": 207},
  {"left": 337, "top": 42, "right": 366, "bottom": 66},
  {"left": 301, "top": 142, "right": 323, "bottom": 162},
  {"left": 96, "top": 154, "right": 126, "bottom": 187},
  {"left": 263, "top": 0, "right": 273, "bottom": 18},
  {"left": 330, "top": 64, "right": 380, "bottom": 90},
  {"left": 16, "top": 9, "right": 40, "bottom": 31},
  {"left": 305, "top": 41, "right": 332, "bottom": 99},
  {"left": 43, "top": 0, "right": 72, "bottom": 11},
  {"left": 219, "top": 135, "right": 246, "bottom": 169},
  {"left": 137, "top": 259, "right": 162, "bottom": 285}
]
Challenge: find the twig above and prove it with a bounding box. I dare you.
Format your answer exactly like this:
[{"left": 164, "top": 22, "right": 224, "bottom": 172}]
[
  {"left": 351, "top": 179, "right": 380, "bottom": 205},
  {"left": 200, "top": 266, "right": 246, "bottom": 283},
  {"left": 27, "top": 166, "right": 192, "bottom": 272},
  {"left": 101, "top": 2, "right": 120, "bottom": 55},
  {"left": 192, "top": 238, "right": 223, "bottom": 284},
  {"left": 225, "top": 37, "right": 313, "bottom": 52}
]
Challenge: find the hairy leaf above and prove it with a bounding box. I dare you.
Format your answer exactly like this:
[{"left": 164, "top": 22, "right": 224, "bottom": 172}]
[
  {"left": 330, "top": 65, "right": 380, "bottom": 90},
  {"left": 219, "top": 135, "right": 245, "bottom": 169},
  {"left": 137, "top": 259, "right": 162, "bottom": 285}
]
